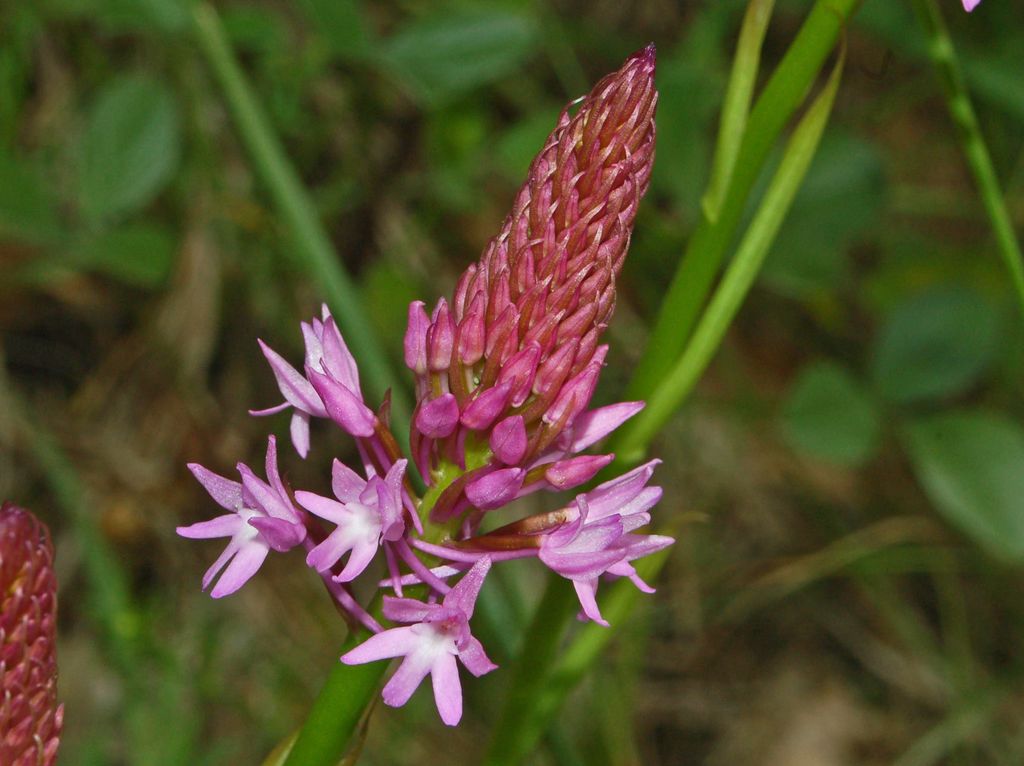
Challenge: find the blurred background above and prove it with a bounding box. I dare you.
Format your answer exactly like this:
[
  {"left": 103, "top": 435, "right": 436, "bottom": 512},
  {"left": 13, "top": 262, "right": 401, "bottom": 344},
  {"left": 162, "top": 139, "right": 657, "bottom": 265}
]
[{"left": 2, "top": 0, "right": 1023, "bottom": 763}]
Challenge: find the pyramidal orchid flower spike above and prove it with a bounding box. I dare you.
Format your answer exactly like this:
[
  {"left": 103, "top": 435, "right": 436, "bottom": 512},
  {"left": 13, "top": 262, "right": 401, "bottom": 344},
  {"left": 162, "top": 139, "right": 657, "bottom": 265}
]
[
  {"left": 178, "top": 46, "right": 673, "bottom": 727},
  {"left": 1, "top": 502, "right": 63, "bottom": 766}
]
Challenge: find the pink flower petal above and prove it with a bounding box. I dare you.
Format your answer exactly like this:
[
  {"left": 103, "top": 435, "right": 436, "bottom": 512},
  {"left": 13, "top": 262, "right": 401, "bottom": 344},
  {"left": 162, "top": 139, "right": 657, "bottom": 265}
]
[
  {"left": 332, "top": 459, "right": 368, "bottom": 503},
  {"left": 177, "top": 513, "right": 242, "bottom": 540},
  {"left": 187, "top": 464, "right": 242, "bottom": 511},
  {"left": 444, "top": 556, "right": 491, "bottom": 618},
  {"left": 342, "top": 625, "right": 421, "bottom": 665},
  {"left": 210, "top": 541, "right": 270, "bottom": 598},
  {"left": 431, "top": 652, "right": 463, "bottom": 726},
  {"left": 381, "top": 648, "right": 438, "bottom": 708}
]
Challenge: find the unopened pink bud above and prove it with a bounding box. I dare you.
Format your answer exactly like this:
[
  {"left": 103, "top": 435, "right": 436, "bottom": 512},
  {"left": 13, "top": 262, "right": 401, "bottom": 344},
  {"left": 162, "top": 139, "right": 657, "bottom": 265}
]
[
  {"left": 496, "top": 343, "right": 541, "bottom": 408},
  {"left": 485, "top": 305, "right": 518, "bottom": 359},
  {"left": 457, "top": 293, "right": 486, "bottom": 367},
  {"left": 544, "top": 359, "right": 601, "bottom": 428},
  {"left": 490, "top": 416, "right": 528, "bottom": 465},
  {"left": 544, "top": 453, "right": 614, "bottom": 490},
  {"left": 404, "top": 301, "right": 430, "bottom": 374},
  {"left": 533, "top": 339, "right": 578, "bottom": 400},
  {"left": 461, "top": 383, "right": 512, "bottom": 431},
  {"left": 465, "top": 467, "right": 526, "bottom": 510},
  {"left": 453, "top": 264, "right": 478, "bottom": 320},
  {"left": 427, "top": 299, "right": 455, "bottom": 372},
  {"left": 416, "top": 393, "right": 460, "bottom": 439},
  {"left": 306, "top": 367, "right": 377, "bottom": 437}
]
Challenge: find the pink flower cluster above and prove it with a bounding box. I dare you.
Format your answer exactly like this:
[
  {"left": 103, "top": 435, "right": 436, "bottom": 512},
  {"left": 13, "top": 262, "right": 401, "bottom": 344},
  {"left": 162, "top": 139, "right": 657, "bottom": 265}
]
[{"left": 179, "top": 47, "right": 672, "bottom": 726}]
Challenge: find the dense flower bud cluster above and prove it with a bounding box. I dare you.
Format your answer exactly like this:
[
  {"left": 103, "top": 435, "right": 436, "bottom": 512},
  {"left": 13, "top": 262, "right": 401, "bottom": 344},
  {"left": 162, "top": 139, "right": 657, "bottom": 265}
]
[
  {"left": 179, "top": 47, "right": 672, "bottom": 726},
  {"left": 405, "top": 47, "right": 658, "bottom": 522},
  {"left": 1, "top": 502, "right": 62, "bottom": 766}
]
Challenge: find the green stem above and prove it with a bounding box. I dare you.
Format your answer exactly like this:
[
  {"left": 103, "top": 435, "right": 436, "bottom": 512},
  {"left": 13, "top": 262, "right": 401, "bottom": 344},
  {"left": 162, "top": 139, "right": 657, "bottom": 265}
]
[
  {"left": 483, "top": 549, "right": 674, "bottom": 766},
  {"left": 702, "top": 0, "right": 776, "bottom": 222},
  {"left": 625, "top": 0, "right": 860, "bottom": 406},
  {"left": 910, "top": 0, "right": 1024, "bottom": 317},
  {"left": 483, "top": 578, "right": 579, "bottom": 766},
  {"left": 282, "top": 604, "right": 385, "bottom": 766},
  {"left": 616, "top": 45, "right": 845, "bottom": 465},
  {"left": 189, "top": 2, "right": 411, "bottom": 440}
]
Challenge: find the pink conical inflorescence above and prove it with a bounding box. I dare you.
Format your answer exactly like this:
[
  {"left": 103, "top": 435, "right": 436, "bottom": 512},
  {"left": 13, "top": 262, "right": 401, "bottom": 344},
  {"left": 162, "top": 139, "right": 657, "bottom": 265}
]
[
  {"left": 179, "top": 47, "right": 672, "bottom": 726},
  {"left": 405, "top": 46, "right": 658, "bottom": 521},
  {"left": 1, "top": 502, "right": 62, "bottom": 766}
]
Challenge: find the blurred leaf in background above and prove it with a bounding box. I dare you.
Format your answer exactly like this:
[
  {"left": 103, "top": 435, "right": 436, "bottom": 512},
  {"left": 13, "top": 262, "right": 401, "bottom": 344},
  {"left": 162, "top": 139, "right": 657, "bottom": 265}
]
[
  {"left": 869, "top": 284, "right": 1002, "bottom": 406},
  {"left": 903, "top": 410, "right": 1024, "bottom": 561},
  {"left": 380, "top": 8, "right": 540, "bottom": 108},
  {"left": 77, "top": 74, "right": 181, "bottom": 223},
  {"left": 780, "top": 360, "right": 882, "bottom": 466}
]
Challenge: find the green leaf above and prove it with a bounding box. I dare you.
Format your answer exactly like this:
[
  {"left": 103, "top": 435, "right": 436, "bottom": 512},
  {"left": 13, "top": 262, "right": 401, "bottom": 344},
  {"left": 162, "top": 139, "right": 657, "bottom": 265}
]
[
  {"left": 762, "top": 131, "right": 884, "bottom": 296},
  {"left": 78, "top": 74, "right": 181, "bottom": 222},
  {"left": 298, "top": 0, "right": 372, "bottom": 59},
  {"left": 967, "top": 52, "right": 1024, "bottom": 126},
  {"left": 869, "top": 285, "right": 1001, "bottom": 406},
  {"left": 648, "top": 55, "right": 718, "bottom": 211},
  {"left": 73, "top": 223, "right": 176, "bottom": 287},
  {"left": 780, "top": 361, "right": 881, "bottom": 466},
  {"left": 0, "top": 152, "right": 60, "bottom": 243},
  {"left": 902, "top": 410, "right": 1024, "bottom": 561},
  {"left": 495, "top": 105, "right": 561, "bottom": 180},
  {"left": 379, "top": 9, "right": 539, "bottom": 107},
  {"left": 43, "top": 0, "right": 187, "bottom": 33}
]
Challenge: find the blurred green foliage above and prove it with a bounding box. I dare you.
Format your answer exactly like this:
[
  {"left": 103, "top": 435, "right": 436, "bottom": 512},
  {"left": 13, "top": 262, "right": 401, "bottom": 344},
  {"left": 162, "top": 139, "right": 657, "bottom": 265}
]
[{"left": 1, "top": 0, "right": 1023, "bottom": 764}]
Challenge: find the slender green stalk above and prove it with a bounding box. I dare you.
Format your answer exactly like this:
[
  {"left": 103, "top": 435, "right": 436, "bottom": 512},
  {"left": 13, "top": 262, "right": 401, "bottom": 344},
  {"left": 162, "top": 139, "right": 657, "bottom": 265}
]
[
  {"left": 616, "top": 48, "right": 845, "bottom": 465},
  {"left": 910, "top": 0, "right": 1024, "bottom": 317},
  {"left": 190, "top": 3, "right": 411, "bottom": 439},
  {"left": 483, "top": 578, "right": 579, "bottom": 766},
  {"left": 281, "top": 628, "right": 388, "bottom": 766},
  {"left": 626, "top": 0, "right": 860, "bottom": 404},
  {"left": 702, "top": 0, "right": 776, "bottom": 222},
  {"left": 483, "top": 548, "right": 673, "bottom": 766}
]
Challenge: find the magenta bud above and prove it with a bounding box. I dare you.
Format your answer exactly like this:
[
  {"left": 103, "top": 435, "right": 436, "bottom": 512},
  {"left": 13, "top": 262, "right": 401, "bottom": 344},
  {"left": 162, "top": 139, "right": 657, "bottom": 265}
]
[
  {"left": 465, "top": 467, "right": 526, "bottom": 510},
  {"left": 557, "top": 301, "right": 598, "bottom": 345},
  {"left": 457, "top": 293, "right": 486, "bottom": 367},
  {"left": 496, "top": 342, "right": 541, "bottom": 407},
  {"left": 490, "top": 415, "right": 528, "bottom": 465},
  {"left": 485, "top": 305, "right": 519, "bottom": 359},
  {"left": 404, "top": 301, "right": 430, "bottom": 374},
  {"left": 427, "top": 299, "right": 455, "bottom": 372},
  {"left": 461, "top": 383, "right": 512, "bottom": 431},
  {"left": 544, "top": 453, "right": 614, "bottom": 490},
  {"left": 453, "top": 264, "right": 478, "bottom": 320},
  {"left": 415, "top": 393, "right": 460, "bottom": 439},
  {"left": 534, "top": 339, "right": 578, "bottom": 398},
  {"left": 487, "top": 270, "right": 512, "bottom": 328},
  {"left": 306, "top": 367, "right": 376, "bottom": 437},
  {"left": 543, "top": 360, "right": 601, "bottom": 428}
]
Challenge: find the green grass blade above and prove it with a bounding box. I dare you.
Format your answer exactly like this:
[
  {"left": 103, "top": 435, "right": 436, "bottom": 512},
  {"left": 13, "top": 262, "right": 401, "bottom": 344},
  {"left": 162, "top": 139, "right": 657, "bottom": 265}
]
[
  {"left": 702, "top": 0, "right": 776, "bottom": 222},
  {"left": 626, "top": 0, "right": 860, "bottom": 406},
  {"left": 483, "top": 549, "right": 673, "bottom": 766},
  {"left": 616, "top": 46, "right": 845, "bottom": 465},
  {"left": 910, "top": 0, "right": 1024, "bottom": 318},
  {"left": 190, "top": 3, "right": 411, "bottom": 439}
]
